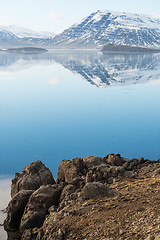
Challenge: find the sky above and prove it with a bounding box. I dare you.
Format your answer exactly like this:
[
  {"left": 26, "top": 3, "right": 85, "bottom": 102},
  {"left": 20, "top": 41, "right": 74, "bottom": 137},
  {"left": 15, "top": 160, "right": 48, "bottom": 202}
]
[{"left": 0, "top": 0, "right": 160, "bottom": 33}]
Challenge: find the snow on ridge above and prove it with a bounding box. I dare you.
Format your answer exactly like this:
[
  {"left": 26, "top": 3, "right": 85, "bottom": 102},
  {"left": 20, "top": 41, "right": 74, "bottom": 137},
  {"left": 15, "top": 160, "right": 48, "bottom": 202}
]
[
  {"left": 77, "top": 9, "right": 160, "bottom": 31},
  {"left": 0, "top": 25, "right": 55, "bottom": 39}
]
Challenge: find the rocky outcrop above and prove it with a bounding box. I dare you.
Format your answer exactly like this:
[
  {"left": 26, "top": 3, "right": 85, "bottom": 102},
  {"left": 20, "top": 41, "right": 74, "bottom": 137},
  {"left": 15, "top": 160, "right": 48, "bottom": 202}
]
[
  {"left": 4, "top": 190, "right": 34, "bottom": 230},
  {"left": 4, "top": 154, "right": 160, "bottom": 240},
  {"left": 56, "top": 159, "right": 80, "bottom": 183},
  {"left": 81, "top": 182, "right": 116, "bottom": 199},
  {"left": 21, "top": 228, "right": 39, "bottom": 240},
  {"left": 11, "top": 160, "right": 55, "bottom": 198},
  {"left": 82, "top": 156, "right": 106, "bottom": 168},
  {"left": 104, "top": 153, "right": 126, "bottom": 166},
  {"left": 20, "top": 184, "right": 62, "bottom": 232}
]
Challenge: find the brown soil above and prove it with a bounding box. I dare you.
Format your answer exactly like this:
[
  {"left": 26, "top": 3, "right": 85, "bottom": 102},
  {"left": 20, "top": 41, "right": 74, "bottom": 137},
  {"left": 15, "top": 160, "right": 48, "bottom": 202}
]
[{"left": 40, "top": 177, "right": 160, "bottom": 240}]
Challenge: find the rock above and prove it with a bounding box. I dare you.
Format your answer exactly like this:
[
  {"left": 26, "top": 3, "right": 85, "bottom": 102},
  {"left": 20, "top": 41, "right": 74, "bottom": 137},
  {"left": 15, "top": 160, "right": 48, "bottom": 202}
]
[
  {"left": 59, "top": 184, "right": 77, "bottom": 210},
  {"left": 4, "top": 190, "right": 34, "bottom": 230},
  {"left": 123, "top": 170, "right": 136, "bottom": 178},
  {"left": 11, "top": 160, "right": 55, "bottom": 198},
  {"left": 20, "top": 184, "right": 62, "bottom": 232},
  {"left": 81, "top": 182, "right": 116, "bottom": 199},
  {"left": 104, "top": 154, "right": 125, "bottom": 166},
  {"left": 4, "top": 155, "right": 160, "bottom": 240},
  {"left": 60, "top": 184, "right": 76, "bottom": 200},
  {"left": 72, "top": 158, "right": 86, "bottom": 175},
  {"left": 6, "top": 230, "right": 21, "bottom": 240},
  {"left": 85, "top": 165, "right": 125, "bottom": 183},
  {"left": 82, "top": 156, "right": 106, "bottom": 169},
  {"left": 155, "top": 234, "right": 160, "bottom": 240},
  {"left": 123, "top": 157, "right": 150, "bottom": 171},
  {"left": 21, "top": 228, "right": 39, "bottom": 240},
  {"left": 137, "top": 162, "right": 160, "bottom": 178},
  {"left": 144, "top": 235, "right": 155, "bottom": 240},
  {"left": 36, "top": 210, "right": 66, "bottom": 240},
  {"left": 56, "top": 160, "right": 79, "bottom": 183}
]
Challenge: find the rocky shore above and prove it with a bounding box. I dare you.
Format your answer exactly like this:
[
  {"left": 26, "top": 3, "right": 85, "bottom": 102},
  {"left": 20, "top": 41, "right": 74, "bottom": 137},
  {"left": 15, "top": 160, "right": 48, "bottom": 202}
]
[{"left": 4, "top": 154, "right": 160, "bottom": 240}]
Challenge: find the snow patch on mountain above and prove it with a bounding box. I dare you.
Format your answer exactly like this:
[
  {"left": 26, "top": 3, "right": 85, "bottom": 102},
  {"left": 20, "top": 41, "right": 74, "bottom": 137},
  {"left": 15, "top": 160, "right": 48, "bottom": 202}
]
[
  {"left": 0, "top": 25, "right": 55, "bottom": 39},
  {"left": 50, "top": 10, "right": 160, "bottom": 49},
  {"left": 0, "top": 30, "right": 18, "bottom": 41}
]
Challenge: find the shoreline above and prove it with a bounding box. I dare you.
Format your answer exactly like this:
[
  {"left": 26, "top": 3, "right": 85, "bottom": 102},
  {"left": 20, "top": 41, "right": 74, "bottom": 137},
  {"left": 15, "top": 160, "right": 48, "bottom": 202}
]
[{"left": 3, "top": 154, "right": 160, "bottom": 239}]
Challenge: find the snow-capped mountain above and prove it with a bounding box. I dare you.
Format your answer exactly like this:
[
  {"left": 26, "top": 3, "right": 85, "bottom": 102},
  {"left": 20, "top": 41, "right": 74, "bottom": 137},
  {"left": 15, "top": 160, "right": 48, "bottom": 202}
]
[
  {"left": 0, "top": 25, "right": 55, "bottom": 39},
  {"left": 50, "top": 10, "right": 160, "bottom": 49},
  {"left": 0, "top": 30, "right": 18, "bottom": 41},
  {"left": 0, "top": 30, "right": 19, "bottom": 46}
]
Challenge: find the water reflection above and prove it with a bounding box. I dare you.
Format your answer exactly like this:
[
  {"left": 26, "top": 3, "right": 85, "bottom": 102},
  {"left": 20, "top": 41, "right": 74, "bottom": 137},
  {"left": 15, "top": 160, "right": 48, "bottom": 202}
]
[
  {"left": 0, "top": 50, "right": 160, "bottom": 87},
  {"left": 0, "top": 50, "right": 160, "bottom": 175}
]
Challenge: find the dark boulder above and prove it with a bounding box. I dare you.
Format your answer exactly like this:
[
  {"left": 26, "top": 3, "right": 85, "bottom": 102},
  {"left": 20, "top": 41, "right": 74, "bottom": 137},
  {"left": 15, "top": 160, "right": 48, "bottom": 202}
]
[
  {"left": 123, "top": 157, "right": 150, "bottom": 171},
  {"left": 4, "top": 190, "right": 34, "bottom": 230},
  {"left": 56, "top": 160, "right": 79, "bottom": 184},
  {"left": 72, "top": 158, "right": 87, "bottom": 175},
  {"left": 20, "top": 184, "right": 62, "bottom": 232},
  {"left": 11, "top": 160, "right": 55, "bottom": 198},
  {"left": 81, "top": 182, "right": 116, "bottom": 199},
  {"left": 85, "top": 164, "right": 125, "bottom": 183},
  {"left": 82, "top": 156, "right": 106, "bottom": 169},
  {"left": 104, "top": 154, "right": 126, "bottom": 166}
]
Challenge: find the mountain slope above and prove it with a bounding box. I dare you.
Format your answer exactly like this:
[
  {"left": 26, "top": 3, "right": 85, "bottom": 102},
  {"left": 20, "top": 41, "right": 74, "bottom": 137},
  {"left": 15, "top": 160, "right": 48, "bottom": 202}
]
[
  {"left": 50, "top": 10, "right": 160, "bottom": 49},
  {"left": 0, "top": 25, "right": 55, "bottom": 39},
  {"left": 0, "top": 30, "right": 19, "bottom": 46}
]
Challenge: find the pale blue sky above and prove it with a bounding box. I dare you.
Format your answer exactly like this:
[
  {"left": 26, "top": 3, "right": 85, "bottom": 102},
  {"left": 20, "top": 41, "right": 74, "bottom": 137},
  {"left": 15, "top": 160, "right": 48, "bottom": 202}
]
[{"left": 0, "top": 0, "right": 160, "bottom": 33}]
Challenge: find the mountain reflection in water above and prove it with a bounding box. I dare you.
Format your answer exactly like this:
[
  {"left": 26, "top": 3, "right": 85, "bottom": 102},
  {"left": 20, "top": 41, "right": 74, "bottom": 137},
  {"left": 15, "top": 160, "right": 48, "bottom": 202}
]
[
  {"left": 0, "top": 49, "right": 160, "bottom": 177},
  {"left": 0, "top": 50, "right": 160, "bottom": 87}
]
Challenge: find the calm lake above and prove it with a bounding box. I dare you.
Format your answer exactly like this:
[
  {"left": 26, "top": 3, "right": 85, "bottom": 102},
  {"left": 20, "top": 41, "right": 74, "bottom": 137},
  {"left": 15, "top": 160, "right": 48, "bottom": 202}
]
[{"left": 0, "top": 49, "right": 160, "bottom": 238}]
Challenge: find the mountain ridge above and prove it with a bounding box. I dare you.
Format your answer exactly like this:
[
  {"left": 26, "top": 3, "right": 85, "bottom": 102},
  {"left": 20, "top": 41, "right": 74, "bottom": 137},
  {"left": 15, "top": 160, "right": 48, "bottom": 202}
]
[
  {"left": 48, "top": 10, "right": 160, "bottom": 49},
  {"left": 1, "top": 10, "right": 160, "bottom": 49},
  {"left": 0, "top": 25, "right": 55, "bottom": 39}
]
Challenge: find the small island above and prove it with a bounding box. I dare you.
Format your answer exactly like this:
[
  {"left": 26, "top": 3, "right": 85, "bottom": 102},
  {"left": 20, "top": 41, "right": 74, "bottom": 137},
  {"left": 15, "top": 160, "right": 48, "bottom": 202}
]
[
  {"left": 5, "top": 47, "right": 48, "bottom": 54},
  {"left": 3, "top": 154, "right": 160, "bottom": 240},
  {"left": 101, "top": 43, "right": 160, "bottom": 53}
]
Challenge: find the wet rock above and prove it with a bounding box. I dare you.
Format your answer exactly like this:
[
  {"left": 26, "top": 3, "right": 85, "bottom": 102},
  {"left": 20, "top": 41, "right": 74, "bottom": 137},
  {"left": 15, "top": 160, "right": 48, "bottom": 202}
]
[
  {"left": 81, "top": 182, "right": 116, "bottom": 199},
  {"left": 104, "top": 154, "right": 125, "bottom": 166},
  {"left": 56, "top": 160, "right": 79, "bottom": 183},
  {"left": 4, "top": 190, "right": 34, "bottom": 230},
  {"left": 20, "top": 184, "right": 62, "bottom": 232},
  {"left": 11, "top": 160, "right": 55, "bottom": 198}
]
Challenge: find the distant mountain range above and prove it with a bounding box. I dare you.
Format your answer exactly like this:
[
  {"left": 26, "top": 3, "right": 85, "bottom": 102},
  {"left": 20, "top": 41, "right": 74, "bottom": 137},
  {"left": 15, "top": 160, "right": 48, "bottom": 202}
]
[
  {"left": 0, "top": 25, "right": 55, "bottom": 39},
  {"left": 0, "top": 10, "right": 160, "bottom": 49},
  {"left": 0, "top": 26, "right": 55, "bottom": 48}
]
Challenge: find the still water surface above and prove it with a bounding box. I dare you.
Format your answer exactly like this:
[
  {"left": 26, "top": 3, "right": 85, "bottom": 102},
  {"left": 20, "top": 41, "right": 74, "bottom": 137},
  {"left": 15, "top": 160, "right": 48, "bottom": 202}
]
[
  {"left": 0, "top": 49, "right": 160, "bottom": 239},
  {"left": 0, "top": 50, "right": 160, "bottom": 176}
]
